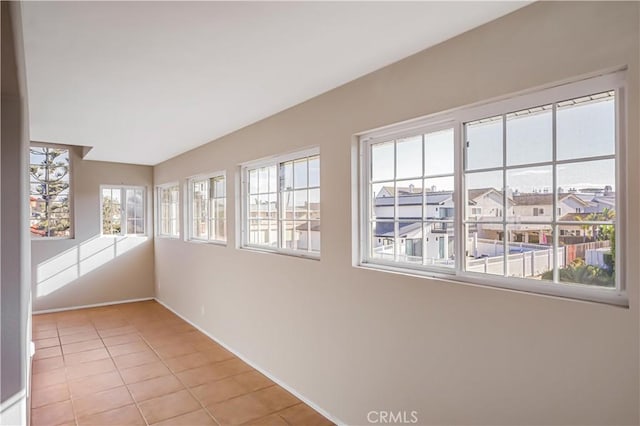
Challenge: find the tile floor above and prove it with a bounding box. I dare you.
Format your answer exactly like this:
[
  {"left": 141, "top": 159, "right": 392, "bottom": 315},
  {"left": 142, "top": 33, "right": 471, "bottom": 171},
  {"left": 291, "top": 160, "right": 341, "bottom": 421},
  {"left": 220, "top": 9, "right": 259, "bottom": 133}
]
[{"left": 31, "top": 300, "right": 333, "bottom": 426}]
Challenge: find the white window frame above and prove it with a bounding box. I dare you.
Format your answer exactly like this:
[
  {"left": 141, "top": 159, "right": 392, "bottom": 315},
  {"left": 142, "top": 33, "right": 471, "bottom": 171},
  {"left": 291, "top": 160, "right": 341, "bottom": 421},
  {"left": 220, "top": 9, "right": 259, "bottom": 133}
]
[
  {"left": 186, "top": 171, "right": 227, "bottom": 244},
  {"left": 29, "top": 143, "right": 74, "bottom": 240},
  {"left": 358, "top": 70, "right": 627, "bottom": 306},
  {"left": 156, "top": 182, "right": 180, "bottom": 239},
  {"left": 240, "top": 147, "right": 320, "bottom": 259},
  {"left": 100, "top": 185, "right": 147, "bottom": 236}
]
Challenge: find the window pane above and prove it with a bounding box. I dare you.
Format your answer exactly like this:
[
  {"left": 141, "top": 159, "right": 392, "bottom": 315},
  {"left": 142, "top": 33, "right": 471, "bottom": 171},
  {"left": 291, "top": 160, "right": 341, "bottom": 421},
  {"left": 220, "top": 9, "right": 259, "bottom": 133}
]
[
  {"left": 506, "top": 225, "right": 553, "bottom": 280},
  {"left": 282, "top": 221, "right": 297, "bottom": 250},
  {"left": 293, "top": 190, "right": 307, "bottom": 219},
  {"left": 465, "top": 223, "right": 504, "bottom": 276},
  {"left": 466, "top": 170, "right": 503, "bottom": 221},
  {"left": 281, "top": 190, "right": 293, "bottom": 220},
  {"left": 102, "top": 189, "right": 121, "bottom": 235},
  {"left": 309, "top": 156, "right": 320, "bottom": 187},
  {"left": 558, "top": 223, "right": 615, "bottom": 287},
  {"left": 507, "top": 165, "right": 553, "bottom": 222},
  {"left": 371, "top": 221, "right": 395, "bottom": 261},
  {"left": 213, "top": 176, "right": 225, "bottom": 198},
  {"left": 397, "top": 221, "right": 422, "bottom": 264},
  {"left": 425, "top": 176, "right": 454, "bottom": 220},
  {"left": 371, "top": 141, "right": 394, "bottom": 181},
  {"left": 268, "top": 193, "right": 277, "bottom": 220},
  {"left": 425, "top": 222, "right": 454, "bottom": 267},
  {"left": 557, "top": 92, "right": 615, "bottom": 161},
  {"left": 557, "top": 159, "right": 615, "bottom": 195},
  {"left": 248, "top": 219, "right": 260, "bottom": 244},
  {"left": 268, "top": 165, "right": 277, "bottom": 193},
  {"left": 309, "top": 188, "right": 320, "bottom": 220},
  {"left": 282, "top": 161, "right": 294, "bottom": 190},
  {"left": 309, "top": 220, "right": 320, "bottom": 252},
  {"left": 372, "top": 182, "right": 394, "bottom": 220},
  {"left": 506, "top": 106, "right": 552, "bottom": 166},
  {"left": 465, "top": 117, "right": 503, "bottom": 171},
  {"left": 249, "top": 169, "right": 259, "bottom": 194},
  {"left": 248, "top": 194, "right": 259, "bottom": 219},
  {"left": 396, "top": 135, "right": 422, "bottom": 179},
  {"left": 293, "top": 159, "right": 308, "bottom": 189},
  {"left": 258, "top": 167, "right": 269, "bottom": 193},
  {"left": 425, "top": 128, "right": 454, "bottom": 176},
  {"left": 396, "top": 179, "right": 422, "bottom": 222},
  {"left": 214, "top": 199, "right": 225, "bottom": 221}
]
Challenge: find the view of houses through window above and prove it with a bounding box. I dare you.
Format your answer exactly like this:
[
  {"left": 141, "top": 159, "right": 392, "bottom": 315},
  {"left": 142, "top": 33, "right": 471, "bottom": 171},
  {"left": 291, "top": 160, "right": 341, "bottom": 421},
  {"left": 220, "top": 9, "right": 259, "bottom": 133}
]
[
  {"left": 365, "top": 84, "right": 618, "bottom": 291},
  {"left": 244, "top": 150, "right": 320, "bottom": 255},
  {"left": 30, "top": 146, "right": 71, "bottom": 238}
]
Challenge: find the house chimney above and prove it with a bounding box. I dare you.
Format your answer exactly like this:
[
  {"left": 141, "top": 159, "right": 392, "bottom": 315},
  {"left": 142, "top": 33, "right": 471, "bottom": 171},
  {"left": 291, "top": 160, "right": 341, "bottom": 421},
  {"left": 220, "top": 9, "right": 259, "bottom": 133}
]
[
  {"left": 431, "top": 185, "right": 437, "bottom": 192},
  {"left": 409, "top": 184, "right": 415, "bottom": 193}
]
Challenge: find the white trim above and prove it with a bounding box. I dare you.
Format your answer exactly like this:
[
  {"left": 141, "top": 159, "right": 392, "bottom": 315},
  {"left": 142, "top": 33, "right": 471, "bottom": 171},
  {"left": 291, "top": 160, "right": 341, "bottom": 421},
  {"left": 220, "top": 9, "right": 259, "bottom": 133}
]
[
  {"left": 357, "top": 70, "right": 627, "bottom": 306},
  {"left": 153, "top": 297, "right": 345, "bottom": 426},
  {"left": 32, "top": 297, "right": 154, "bottom": 315},
  {"left": 240, "top": 145, "right": 320, "bottom": 170}
]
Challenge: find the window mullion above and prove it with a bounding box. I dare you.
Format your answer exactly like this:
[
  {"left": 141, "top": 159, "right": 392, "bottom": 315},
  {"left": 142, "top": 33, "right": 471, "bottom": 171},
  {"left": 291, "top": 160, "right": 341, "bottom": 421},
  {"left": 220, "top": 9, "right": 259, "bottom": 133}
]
[
  {"left": 502, "top": 114, "right": 508, "bottom": 277},
  {"left": 552, "top": 103, "right": 559, "bottom": 283}
]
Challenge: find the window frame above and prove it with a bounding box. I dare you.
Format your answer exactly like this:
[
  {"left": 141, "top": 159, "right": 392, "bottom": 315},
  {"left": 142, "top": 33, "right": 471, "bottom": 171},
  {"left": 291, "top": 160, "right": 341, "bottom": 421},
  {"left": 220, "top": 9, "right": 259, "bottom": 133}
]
[
  {"left": 156, "top": 182, "right": 180, "bottom": 239},
  {"left": 99, "top": 185, "right": 147, "bottom": 237},
  {"left": 358, "top": 71, "right": 627, "bottom": 306},
  {"left": 29, "top": 142, "right": 74, "bottom": 240},
  {"left": 240, "top": 147, "right": 320, "bottom": 259},
  {"left": 186, "top": 171, "right": 227, "bottom": 245}
]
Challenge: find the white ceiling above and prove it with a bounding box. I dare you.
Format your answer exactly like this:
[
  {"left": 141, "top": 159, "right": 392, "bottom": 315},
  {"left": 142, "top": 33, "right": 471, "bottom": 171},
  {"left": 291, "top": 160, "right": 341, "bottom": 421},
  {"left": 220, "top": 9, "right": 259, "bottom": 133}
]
[{"left": 21, "top": 1, "right": 529, "bottom": 165}]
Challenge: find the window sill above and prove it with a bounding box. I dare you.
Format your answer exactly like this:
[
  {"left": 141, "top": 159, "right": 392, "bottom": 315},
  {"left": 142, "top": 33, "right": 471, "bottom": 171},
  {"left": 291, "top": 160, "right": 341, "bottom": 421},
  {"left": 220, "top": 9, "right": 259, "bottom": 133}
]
[
  {"left": 240, "top": 245, "right": 320, "bottom": 261},
  {"left": 187, "top": 238, "right": 227, "bottom": 247},
  {"left": 31, "top": 236, "right": 74, "bottom": 241},
  {"left": 157, "top": 235, "right": 181, "bottom": 240},
  {"left": 356, "top": 261, "right": 628, "bottom": 308}
]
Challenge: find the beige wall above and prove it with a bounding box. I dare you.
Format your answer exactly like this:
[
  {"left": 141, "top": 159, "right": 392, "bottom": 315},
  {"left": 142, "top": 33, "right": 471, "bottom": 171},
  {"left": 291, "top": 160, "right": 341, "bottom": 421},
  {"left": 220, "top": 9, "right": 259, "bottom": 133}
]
[
  {"left": 31, "top": 157, "right": 155, "bottom": 312},
  {"left": 154, "top": 2, "right": 639, "bottom": 425}
]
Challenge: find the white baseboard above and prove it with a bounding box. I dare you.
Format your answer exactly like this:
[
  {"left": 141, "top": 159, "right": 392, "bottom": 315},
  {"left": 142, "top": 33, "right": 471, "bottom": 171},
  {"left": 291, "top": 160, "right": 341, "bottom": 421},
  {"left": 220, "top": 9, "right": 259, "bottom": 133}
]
[
  {"left": 32, "top": 297, "right": 155, "bottom": 315},
  {"left": 153, "top": 297, "right": 344, "bottom": 426}
]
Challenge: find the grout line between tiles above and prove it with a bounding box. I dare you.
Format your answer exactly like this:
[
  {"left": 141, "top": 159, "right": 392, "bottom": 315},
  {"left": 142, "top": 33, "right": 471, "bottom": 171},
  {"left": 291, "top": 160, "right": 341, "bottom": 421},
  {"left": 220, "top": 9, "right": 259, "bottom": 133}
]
[{"left": 136, "top": 332, "right": 221, "bottom": 426}]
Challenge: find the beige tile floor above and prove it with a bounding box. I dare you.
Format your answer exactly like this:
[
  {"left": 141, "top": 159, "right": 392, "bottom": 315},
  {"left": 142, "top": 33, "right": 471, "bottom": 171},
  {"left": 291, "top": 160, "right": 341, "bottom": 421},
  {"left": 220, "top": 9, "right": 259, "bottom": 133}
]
[{"left": 31, "top": 300, "right": 333, "bottom": 426}]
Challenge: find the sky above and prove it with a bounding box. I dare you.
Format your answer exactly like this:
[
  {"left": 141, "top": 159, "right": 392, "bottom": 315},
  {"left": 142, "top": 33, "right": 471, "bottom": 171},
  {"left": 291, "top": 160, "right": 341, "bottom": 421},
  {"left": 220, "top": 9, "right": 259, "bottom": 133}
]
[{"left": 371, "top": 95, "right": 616, "bottom": 194}]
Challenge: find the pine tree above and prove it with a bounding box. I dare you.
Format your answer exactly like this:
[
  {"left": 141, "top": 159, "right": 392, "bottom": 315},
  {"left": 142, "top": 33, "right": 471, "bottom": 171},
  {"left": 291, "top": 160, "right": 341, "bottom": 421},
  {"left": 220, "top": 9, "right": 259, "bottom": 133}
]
[{"left": 30, "top": 147, "right": 70, "bottom": 237}]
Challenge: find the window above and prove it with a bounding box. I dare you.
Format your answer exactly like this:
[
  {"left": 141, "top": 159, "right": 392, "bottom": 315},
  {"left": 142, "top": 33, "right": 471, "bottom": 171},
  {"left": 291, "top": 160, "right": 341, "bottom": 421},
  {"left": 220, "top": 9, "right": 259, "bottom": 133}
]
[
  {"left": 101, "top": 186, "right": 145, "bottom": 235},
  {"left": 157, "top": 184, "right": 180, "bottom": 238},
  {"left": 365, "top": 128, "right": 455, "bottom": 268},
  {"left": 242, "top": 148, "right": 320, "bottom": 257},
  {"left": 30, "top": 145, "right": 71, "bottom": 238},
  {"left": 359, "top": 72, "right": 625, "bottom": 305},
  {"left": 188, "top": 173, "right": 226, "bottom": 243}
]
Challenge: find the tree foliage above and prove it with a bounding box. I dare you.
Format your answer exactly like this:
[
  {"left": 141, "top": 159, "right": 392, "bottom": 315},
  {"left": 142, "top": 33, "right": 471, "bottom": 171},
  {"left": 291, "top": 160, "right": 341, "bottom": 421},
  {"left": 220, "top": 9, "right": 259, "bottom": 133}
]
[{"left": 29, "top": 147, "right": 70, "bottom": 237}]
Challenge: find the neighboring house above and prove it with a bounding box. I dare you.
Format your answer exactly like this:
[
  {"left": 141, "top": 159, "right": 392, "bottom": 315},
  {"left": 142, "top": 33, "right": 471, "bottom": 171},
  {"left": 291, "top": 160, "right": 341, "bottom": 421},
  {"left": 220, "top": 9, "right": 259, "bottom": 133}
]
[{"left": 373, "top": 186, "right": 615, "bottom": 261}]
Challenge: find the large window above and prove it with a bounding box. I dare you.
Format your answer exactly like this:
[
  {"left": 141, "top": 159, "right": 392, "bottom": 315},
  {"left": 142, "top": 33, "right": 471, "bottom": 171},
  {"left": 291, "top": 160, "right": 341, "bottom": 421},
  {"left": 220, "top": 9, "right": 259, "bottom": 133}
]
[
  {"left": 242, "top": 148, "right": 320, "bottom": 257},
  {"left": 101, "top": 186, "right": 145, "bottom": 236},
  {"left": 188, "top": 173, "right": 226, "bottom": 243},
  {"left": 359, "top": 72, "right": 625, "bottom": 305},
  {"left": 366, "top": 127, "right": 455, "bottom": 269},
  {"left": 30, "top": 145, "right": 71, "bottom": 238},
  {"left": 157, "top": 183, "right": 180, "bottom": 238}
]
